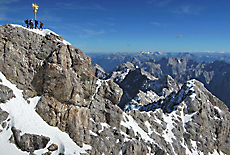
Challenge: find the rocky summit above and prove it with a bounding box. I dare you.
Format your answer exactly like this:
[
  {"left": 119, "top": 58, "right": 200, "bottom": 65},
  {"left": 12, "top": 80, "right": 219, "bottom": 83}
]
[{"left": 0, "top": 24, "right": 230, "bottom": 155}]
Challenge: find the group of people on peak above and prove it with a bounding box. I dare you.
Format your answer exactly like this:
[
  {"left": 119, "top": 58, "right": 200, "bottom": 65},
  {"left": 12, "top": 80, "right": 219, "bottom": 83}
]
[{"left": 24, "top": 19, "right": 43, "bottom": 29}]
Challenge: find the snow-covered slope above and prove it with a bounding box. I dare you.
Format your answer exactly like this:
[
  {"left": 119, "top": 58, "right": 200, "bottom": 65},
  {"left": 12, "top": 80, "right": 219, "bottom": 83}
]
[
  {"left": 119, "top": 79, "right": 229, "bottom": 155},
  {"left": 0, "top": 72, "right": 91, "bottom": 155}
]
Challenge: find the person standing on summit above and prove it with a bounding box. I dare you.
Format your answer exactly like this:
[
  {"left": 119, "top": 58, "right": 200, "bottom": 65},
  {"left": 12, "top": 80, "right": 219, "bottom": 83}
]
[
  {"left": 30, "top": 20, "right": 33, "bottom": 29},
  {"left": 39, "top": 22, "right": 43, "bottom": 29},
  {"left": 35, "top": 20, "right": 38, "bottom": 29},
  {"left": 24, "top": 19, "right": 29, "bottom": 28}
]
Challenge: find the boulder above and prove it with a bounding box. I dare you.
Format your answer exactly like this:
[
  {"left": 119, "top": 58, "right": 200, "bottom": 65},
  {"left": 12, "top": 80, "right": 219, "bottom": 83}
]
[
  {"left": 0, "top": 85, "right": 15, "bottom": 103},
  {"left": 0, "top": 108, "right": 9, "bottom": 125},
  {"left": 11, "top": 127, "right": 50, "bottom": 153}
]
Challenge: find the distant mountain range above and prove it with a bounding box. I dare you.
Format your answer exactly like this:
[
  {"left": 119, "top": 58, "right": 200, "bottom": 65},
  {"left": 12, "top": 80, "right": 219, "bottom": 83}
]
[
  {"left": 89, "top": 51, "right": 230, "bottom": 109},
  {"left": 87, "top": 51, "right": 230, "bottom": 72}
]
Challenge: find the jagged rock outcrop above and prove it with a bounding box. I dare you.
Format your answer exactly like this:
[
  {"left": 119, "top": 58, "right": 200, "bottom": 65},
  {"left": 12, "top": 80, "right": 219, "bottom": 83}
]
[
  {"left": 105, "top": 62, "right": 181, "bottom": 110},
  {"left": 107, "top": 62, "right": 137, "bottom": 83},
  {"left": 0, "top": 108, "right": 9, "bottom": 132},
  {"left": 10, "top": 127, "right": 50, "bottom": 153},
  {"left": 0, "top": 84, "right": 15, "bottom": 103},
  {"left": 129, "top": 79, "right": 230, "bottom": 155},
  {"left": 93, "top": 64, "right": 108, "bottom": 80},
  {"left": 140, "top": 57, "right": 230, "bottom": 109}
]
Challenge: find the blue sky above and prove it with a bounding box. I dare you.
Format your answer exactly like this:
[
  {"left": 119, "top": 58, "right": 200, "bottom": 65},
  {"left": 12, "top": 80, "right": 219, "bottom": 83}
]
[{"left": 0, "top": 0, "right": 230, "bottom": 53}]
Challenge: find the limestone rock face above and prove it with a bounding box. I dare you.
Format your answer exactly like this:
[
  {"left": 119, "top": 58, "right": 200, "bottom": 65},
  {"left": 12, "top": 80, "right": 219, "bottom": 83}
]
[
  {"left": 93, "top": 64, "right": 108, "bottom": 80},
  {"left": 136, "top": 79, "right": 230, "bottom": 155},
  {"left": 106, "top": 62, "right": 181, "bottom": 110},
  {"left": 122, "top": 140, "right": 148, "bottom": 155},
  {"left": 94, "top": 61, "right": 230, "bottom": 155}
]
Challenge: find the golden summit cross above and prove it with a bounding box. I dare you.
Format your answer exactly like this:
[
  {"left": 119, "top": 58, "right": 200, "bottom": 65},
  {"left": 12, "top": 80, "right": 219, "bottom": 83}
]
[{"left": 32, "top": 3, "right": 39, "bottom": 20}]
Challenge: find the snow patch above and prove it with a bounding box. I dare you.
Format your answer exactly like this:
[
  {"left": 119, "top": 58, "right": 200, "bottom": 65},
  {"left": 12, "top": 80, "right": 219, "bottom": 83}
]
[
  {"left": 91, "top": 79, "right": 102, "bottom": 101},
  {"left": 89, "top": 130, "right": 98, "bottom": 137},
  {"left": 98, "top": 122, "right": 110, "bottom": 133},
  {"left": 11, "top": 24, "right": 71, "bottom": 45},
  {"left": 121, "top": 112, "right": 153, "bottom": 143},
  {"left": 183, "top": 111, "right": 197, "bottom": 124}
]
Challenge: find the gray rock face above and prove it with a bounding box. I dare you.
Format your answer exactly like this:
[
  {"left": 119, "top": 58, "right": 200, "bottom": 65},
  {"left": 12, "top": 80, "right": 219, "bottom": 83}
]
[
  {"left": 122, "top": 140, "right": 148, "bottom": 155},
  {"left": 0, "top": 108, "right": 9, "bottom": 126},
  {"left": 136, "top": 79, "right": 230, "bottom": 155},
  {"left": 0, "top": 84, "right": 15, "bottom": 103},
  {"left": 107, "top": 62, "right": 181, "bottom": 110},
  {"left": 94, "top": 62, "right": 230, "bottom": 154},
  {"left": 0, "top": 24, "right": 54, "bottom": 98},
  {"left": 94, "top": 60, "right": 230, "bottom": 154},
  {"left": 11, "top": 127, "right": 50, "bottom": 152},
  {"left": 93, "top": 64, "right": 108, "bottom": 80},
  {"left": 93, "top": 61, "right": 230, "bottom": 155}
]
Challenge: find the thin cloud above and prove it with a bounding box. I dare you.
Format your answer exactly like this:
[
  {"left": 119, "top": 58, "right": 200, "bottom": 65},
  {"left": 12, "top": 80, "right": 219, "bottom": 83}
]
[
  {"left": 147, "top": 1, "right": 203, "bottom": 16},
  {"left": 177, "top": 34, "right": 184, "bottom": 38},
  {"left": 39, "top": 13, "right": 62, "bottom": 22},
  {"left": 0, "top": 0, "right": 20, "bottom": 11},
  {"left": 80, "top": 29, "right": 105, "bottom": 38},
  {"left": 0, "top": 0, "right": 19, "bottom": 5},
  {"left": 171, "top": 4, "right": 203, "bottom": 15},
  {"left": 151, "top": 22, "right": 167, "bottom": 27},
  {"left": 0, "top": 0, "right": 20, "bottom": 22}
]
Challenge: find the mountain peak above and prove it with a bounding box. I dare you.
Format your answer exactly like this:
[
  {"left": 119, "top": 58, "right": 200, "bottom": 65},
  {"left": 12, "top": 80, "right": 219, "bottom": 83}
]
[{"left": 0, "top": 24, "right": 230, "bottom": 155}]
